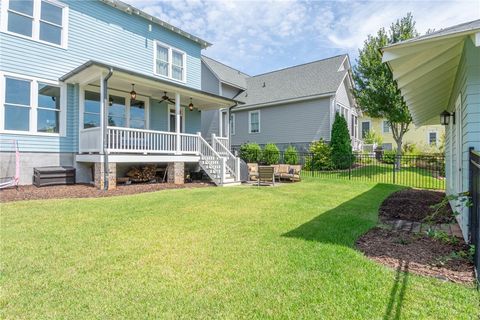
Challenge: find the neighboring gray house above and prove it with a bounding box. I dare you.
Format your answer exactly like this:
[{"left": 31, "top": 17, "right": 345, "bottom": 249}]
[
  {"left": 201, "top": 54, "right": 360, "bottom": 152},
  {"left": 200, "top": 56, "right": 249, "bottom": 143}
]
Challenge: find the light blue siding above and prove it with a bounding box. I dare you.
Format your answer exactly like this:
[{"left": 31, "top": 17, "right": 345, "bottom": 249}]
[
  {"left": 185, "top": 109, "right": 201, "bottom": 134},
  {"left": 0, "top": 1, "right": 202, "bottom": 86},
  {"left": 0, "top": 0, "right": 203, "bottom": 153},
  {"left": 150, "top": 100, "right": 169, "bottom": 131}
]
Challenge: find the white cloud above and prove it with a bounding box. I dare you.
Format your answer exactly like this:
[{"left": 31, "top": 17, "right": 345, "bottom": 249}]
[{"left": 123, "top": 0, "right": 480, "bottom": 74}]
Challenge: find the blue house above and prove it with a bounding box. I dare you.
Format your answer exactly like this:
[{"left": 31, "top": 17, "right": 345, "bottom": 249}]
[{"left": 0, "top": 0, "right": 242, "bottom": 188}]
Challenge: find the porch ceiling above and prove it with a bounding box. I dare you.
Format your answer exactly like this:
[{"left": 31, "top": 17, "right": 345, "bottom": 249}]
[{"left": 59, "top": 61, "right": 241, "bottom": 110}]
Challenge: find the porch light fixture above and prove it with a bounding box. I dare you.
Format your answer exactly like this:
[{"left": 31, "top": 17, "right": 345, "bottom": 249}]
[
  {"left": 130, "top": 84, "right": 137, "bottom": 100},
  {"left": 188, "top": 98, "right": 194, "bottom": 111},
  {"left": 109, "top": 96, "right": 114, "bottom": 106},
  {"left": 440, "top": 110, "right": 455, "bottom": 126}
]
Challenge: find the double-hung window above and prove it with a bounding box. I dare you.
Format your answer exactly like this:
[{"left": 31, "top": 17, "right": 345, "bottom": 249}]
[
  {"left": 429, "top": 131, "right": 438, "bottom": 146},
  {"left": 2, "top": 0, "right": 68, "bottom": 47},
  {"left": 230, "top": 113, "right": 236, "bottom": 135},
  {"left": 249, "top": 110, "right": 260, "bottom": 134},
  {"left": 154, "top": 42, "right": 186, "bottom": 82},
  {"left": 2, "top": 74, "right": 64, "bottom": 134},
  {"left": 37, "top": 83, "right": 60, "bottom": 133},
  {"left": 382, "top": 120, "right": 390, "bottom": 133}
]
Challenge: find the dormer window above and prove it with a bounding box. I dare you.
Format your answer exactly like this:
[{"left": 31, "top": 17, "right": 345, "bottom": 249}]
[
  {"left": 154, "top": 41, "right": 186, "bottom": 82},
  {"left": 2, "top": 0, "right": 68, "bottom": 48}
]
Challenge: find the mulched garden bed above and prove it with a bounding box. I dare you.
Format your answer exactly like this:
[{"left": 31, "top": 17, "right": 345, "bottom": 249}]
[
  {"left": 0, "top": 182, "right": 212, "bottom": 203},
  {"left": 379, "top": 189, "right": 454, "bottom": 224},
  {"left": 357, "top": 227, "right": 474, "bottom": 284}
]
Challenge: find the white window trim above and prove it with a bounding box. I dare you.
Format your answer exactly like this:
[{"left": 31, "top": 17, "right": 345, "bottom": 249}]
[
  {"left": 153, "top": 40, "right": 187, "bottom": 84},
  {"left": 382, "top": 120, "right": 390, "bottom": 133},
  {"left": 0, "top": 0, "right": 69, "bottom": 49},
  {"left": 167, "top": 104, "right": 185, "bottom": 132},
  {"left": 81, "top": 85, "right": 150, "bottom": 130},
  {"left": 248, "top": 110, "right": 260, "bottom": 134},
  {"left": 361, "top": 120, "right": 371, "bottom": 138},
  {"left": 0, "top": 71, "right": 67, "bottom": 137},
  {"left": 427, "top": 130, "right": 438, "bottom": 146},
  {"left": 230, "top": 113, "right": 235, "bottom": 136}
]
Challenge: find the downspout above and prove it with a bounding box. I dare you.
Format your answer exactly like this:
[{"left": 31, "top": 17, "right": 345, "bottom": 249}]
[{"left": 103, "top": 68, "right": 114, "bottom": 191}]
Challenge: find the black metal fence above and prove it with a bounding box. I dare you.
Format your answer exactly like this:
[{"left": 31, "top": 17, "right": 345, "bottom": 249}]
[
  {"left": 235, "top": 150, "right": 446, "bottom": 190},
  {"left": 469, "top": 148, "right": 480, "bottom": 284}
]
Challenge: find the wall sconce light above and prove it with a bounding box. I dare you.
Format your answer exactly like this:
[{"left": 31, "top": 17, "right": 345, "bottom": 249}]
[
  {"left": 130, "top": 84, "right": 137, "bottom": 100},
  {"left": 440, "top": 110, "right": 455, "bottom": 125}
]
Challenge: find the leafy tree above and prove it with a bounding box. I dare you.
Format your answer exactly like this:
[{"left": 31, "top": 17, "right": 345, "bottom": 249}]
[
  {"left": 262, "top": 143, "right": 280, "bottom": 165},
  {"left": 239, "top": 143, "right": 261, "bottom": 163},
  {"left": 330, "top": 113, "right": 353, "bottom": 169},
  {"left": 284, "top": 145, "right": 299, "bottom": 165},
  {"left": 353, "top": 13, "right": 418, "bottom": 168}
]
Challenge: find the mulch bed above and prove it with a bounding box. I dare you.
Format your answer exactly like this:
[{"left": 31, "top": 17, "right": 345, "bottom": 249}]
[
  {"left": 379, "top": 189, "right": 454, "bottom": 224},
  {"left": 0, "top": 182, "right": 212, "bottom": 203},
  {"left": 357, "top": 227, "right": 475, "bottom": 284}
]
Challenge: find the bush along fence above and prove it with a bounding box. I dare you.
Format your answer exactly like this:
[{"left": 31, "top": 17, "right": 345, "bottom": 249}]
[{"left": 233, "top": 146, "right": 445, "bottom": 190}]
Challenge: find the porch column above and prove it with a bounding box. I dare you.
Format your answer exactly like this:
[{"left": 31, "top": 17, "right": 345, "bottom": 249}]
[
  {"left": 175, "top": 92, "right": 181, "bottom": 154},
  {"left": 99, "top": 73, "right": 105, "bottom": 153}
]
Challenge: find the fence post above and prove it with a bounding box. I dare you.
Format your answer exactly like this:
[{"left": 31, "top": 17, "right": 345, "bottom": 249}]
[
  {"left": 349, "top": 159, "right": 352, "bottom": 180},
  {"left": 392, "top": 156, "right": 396, "bottom": 185}
]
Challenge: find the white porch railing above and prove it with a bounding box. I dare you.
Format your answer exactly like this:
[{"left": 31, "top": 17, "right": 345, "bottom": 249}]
[
  {"left": 212, "top": 133, "right": 239, "bottom": 181},
  {"left": 215, "top": 136, "right": 230, "bottom": 150},
  {"left": 80, "top": 126, "right": 201, "bottom": 155}
]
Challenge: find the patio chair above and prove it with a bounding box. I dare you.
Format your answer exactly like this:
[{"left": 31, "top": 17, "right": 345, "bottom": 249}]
[
  {"left": 258, "top": 166, "right": 275, "bottom": 186},
  {"left": 247, "top": 163, "right": 259, "bottom": 181}
]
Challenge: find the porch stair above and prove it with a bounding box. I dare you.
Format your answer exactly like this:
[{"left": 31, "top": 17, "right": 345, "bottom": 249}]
[{"left": 198, "top": 136, "right": 241, "bottom": 187}]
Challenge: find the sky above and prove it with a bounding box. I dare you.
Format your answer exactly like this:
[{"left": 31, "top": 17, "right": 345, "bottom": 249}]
[{"left": 124, "top": 0, "right": 480, "bottom": 75}]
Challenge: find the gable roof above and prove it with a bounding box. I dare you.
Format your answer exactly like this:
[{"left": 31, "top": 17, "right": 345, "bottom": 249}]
[
  {"left": 385, "top": 19, "right": 480, "bottom": 49},
  {"left": 233, "top": 54, "right": 349, "bottom": 108},
  {"left": 100, "top": 0, "right": 211, "bottom": 48},
  {"left": 201, "top": 56, "right": 250, "bottom": 89}
]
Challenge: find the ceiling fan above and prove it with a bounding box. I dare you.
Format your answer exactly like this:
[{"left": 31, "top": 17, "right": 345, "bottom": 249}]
[{"left": 160, "top": 91, "right": 175, "bottom": 104}]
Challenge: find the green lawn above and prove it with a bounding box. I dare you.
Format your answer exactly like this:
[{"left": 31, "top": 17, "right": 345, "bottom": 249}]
[
  {"left": 1, "top": 179, "right": 477, "bottom": 319},
  {"left": 304, "top": 164, "right": 445, "bottom": 190}
]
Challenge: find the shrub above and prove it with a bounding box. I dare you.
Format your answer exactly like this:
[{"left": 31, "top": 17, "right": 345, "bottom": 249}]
[
  {"left": 239, "top": 143, "right": 262, "bottom": 163},
  {"left": 284, "top": 145, "right": 298, "bottom": 165},
  {"left": 306, "top": 139, "right": 333, "bottom": 170},
  {"left": 262, "top": 143, "right": 280, "bottom": 165},
  {"left": 382, "top": 150, "right": 397, "bottom": 164},
  {"left": 363, "top": 130, "right": 383, "bottom": 145},
  {"left": 330, "top": 113, "right": 353, "bottom": 169}
]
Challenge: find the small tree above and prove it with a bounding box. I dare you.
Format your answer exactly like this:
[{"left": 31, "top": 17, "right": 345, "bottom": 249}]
[
  {"left": 353, "top": 14, "right": 419, "bottom": 169},
  {"left": 262, "top": 143, "right": 280, "bottom": 165},
  {"left": 239, "top": 143, "right": 262, "bottom": 163},
  {"left": 284, "top": 145, "right": 299, "bottom": 165},
  {"left": 330, "top": 113, "right": 353, "bottom": 169},
  {"left": 306, "top": 139, "right": 333, "bottom": 170}
]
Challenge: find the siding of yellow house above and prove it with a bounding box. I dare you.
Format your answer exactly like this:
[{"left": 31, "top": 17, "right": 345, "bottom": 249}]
[{"left": 359, "top": 117, "right": 445, "bottom": 151}]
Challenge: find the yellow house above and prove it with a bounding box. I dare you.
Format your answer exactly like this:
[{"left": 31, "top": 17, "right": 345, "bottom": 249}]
[{"left": 359, "top": 117, "right": 445, "bottom": 151}]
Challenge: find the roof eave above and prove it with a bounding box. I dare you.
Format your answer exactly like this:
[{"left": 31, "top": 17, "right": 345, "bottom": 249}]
[
  {"left": 100, "top": 0, "right": 212, "bottom": 48},
  {"left": 60, "top": 60, "right": 244, "bottom": 106}
]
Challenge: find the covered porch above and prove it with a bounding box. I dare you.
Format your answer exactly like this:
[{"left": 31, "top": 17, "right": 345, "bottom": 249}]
[{"left": 60, "top": 61, "right": 241, "bottom": 188}]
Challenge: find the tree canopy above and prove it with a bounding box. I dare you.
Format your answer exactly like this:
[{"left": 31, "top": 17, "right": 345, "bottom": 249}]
[{"left": 353, "top": 13, "right": 419, "bottom": 155}]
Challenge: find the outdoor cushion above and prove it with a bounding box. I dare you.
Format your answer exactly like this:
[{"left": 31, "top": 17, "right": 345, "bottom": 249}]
[{"left": 278, "top": 164, "right": 290, "bottom": 174}]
